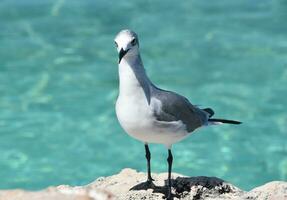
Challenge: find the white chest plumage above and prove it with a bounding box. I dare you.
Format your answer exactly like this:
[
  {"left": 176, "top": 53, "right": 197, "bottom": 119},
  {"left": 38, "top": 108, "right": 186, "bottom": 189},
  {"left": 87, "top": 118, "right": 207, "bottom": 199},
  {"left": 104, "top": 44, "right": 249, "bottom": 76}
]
[
  {"left": 116, "top": 61, "right": 153, "bottom": 134},
  {"left": 115, "top": 60, "right": 188, "bottom": 146}
]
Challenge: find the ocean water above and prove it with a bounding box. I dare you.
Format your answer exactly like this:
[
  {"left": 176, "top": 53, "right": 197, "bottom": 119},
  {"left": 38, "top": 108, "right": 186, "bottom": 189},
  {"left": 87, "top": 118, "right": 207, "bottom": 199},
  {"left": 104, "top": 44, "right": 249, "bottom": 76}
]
[{"left": 0, "top": 0, "right": 286, "bottom": 191}]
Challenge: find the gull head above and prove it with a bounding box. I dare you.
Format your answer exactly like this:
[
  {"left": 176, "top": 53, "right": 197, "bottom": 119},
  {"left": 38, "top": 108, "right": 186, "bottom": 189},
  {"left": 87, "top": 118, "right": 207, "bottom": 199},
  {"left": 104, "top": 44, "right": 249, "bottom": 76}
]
[{"left": 114, "top": 29, "right": 139, "bottom": 63}]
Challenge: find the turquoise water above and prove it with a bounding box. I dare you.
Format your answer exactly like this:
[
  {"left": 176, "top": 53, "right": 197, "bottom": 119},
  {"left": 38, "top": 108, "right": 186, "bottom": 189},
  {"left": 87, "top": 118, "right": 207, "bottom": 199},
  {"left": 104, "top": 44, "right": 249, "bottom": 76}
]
[{"left": 0, "top": 0, "right": 286, "bottom": 191}]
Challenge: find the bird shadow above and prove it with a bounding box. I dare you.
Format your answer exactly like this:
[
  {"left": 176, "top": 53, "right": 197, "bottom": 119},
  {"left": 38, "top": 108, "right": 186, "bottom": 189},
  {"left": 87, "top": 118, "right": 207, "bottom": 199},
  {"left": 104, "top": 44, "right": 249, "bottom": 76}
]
[{"left": 130, "top": 176, "right": 228, "bottom": 200}]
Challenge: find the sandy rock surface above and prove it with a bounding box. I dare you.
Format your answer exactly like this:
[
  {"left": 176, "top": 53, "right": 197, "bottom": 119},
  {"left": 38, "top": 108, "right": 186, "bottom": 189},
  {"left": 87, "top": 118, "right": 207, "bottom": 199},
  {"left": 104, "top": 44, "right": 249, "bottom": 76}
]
[
  {"left": 242, "top": 181, "right": 287, "bottom": 200},
  {"left": 0, "top": 187, "right": 114, "bottom": 200},
  {"left": 88, "top": 168, "right": 243, "bottom": 200},
  {"left": 0, "top": 168, "right": 286, "bottom": 200}
]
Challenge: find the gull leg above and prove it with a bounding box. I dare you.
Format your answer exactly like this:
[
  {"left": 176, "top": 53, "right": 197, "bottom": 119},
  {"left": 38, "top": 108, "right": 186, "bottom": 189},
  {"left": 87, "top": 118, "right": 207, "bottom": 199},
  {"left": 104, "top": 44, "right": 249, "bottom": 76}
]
[
  {"left": 129, "top": 144, "right": 154, "bottom": 191},
  {"left": 167, "top": 149, "right": 173, "bottom": 199},
  {"left": 145, "top": 143, "right": 154, "bottom": 183}
]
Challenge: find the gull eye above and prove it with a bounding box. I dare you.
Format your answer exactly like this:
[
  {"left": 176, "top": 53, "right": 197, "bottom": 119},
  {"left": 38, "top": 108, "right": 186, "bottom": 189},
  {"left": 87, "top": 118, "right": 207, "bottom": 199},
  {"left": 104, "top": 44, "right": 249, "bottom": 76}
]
[
  {"left": 114, "top": 41, "right": 118, "bottom": 48},
  {"left": 131, "top": 38, "right": 137, "bottom": 46}
]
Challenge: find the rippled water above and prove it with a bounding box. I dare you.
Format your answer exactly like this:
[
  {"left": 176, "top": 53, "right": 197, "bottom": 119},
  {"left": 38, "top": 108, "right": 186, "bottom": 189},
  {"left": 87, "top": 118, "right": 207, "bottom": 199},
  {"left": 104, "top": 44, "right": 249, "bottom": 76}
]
[{"left": 0, "top": 0, "right": 286, "bottom": 190}]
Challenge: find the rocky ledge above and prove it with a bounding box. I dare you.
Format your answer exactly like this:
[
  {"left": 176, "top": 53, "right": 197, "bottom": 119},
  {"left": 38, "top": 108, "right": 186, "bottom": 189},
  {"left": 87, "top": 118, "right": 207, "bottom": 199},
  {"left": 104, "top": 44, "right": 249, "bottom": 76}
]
[{"left": 0, "top": 168, "right": 286, "bottom": 200}]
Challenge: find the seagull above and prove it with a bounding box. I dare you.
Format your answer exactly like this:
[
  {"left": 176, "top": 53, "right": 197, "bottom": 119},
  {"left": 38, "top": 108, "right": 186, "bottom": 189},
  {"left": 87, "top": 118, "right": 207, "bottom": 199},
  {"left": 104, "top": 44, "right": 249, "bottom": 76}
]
[{"left": 114, "top": 29, "right": 241, "bottom": 199}]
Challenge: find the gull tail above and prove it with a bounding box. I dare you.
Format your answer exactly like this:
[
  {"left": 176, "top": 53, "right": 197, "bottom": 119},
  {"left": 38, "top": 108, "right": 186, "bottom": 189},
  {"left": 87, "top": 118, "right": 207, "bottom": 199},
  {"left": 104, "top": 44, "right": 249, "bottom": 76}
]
[{"left": 208, "top": 118, "right": 242, "bottom": 125}]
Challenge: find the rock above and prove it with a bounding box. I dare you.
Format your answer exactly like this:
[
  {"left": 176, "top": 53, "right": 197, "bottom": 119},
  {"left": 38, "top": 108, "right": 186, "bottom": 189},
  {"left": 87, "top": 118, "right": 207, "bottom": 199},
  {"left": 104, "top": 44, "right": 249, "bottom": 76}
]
[
  {"left": 243, "top": 181, "right": 287, "bottom": 200},
  {"left": 87, "top": 168, "right": 243, "bottom": 199},
  {"left": 0, "top": 168, "right": 286, "bottom": 200},
  {"left": 0, "top": 186, "right": 114, "bottom": 200}
]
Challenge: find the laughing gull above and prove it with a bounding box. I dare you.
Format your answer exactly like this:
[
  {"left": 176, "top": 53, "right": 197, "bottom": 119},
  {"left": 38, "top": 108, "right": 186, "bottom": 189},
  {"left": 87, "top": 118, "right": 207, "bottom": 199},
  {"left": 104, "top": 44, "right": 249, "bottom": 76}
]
[{"left": 114, "top": 29, "right": 241, "bottom": 199}]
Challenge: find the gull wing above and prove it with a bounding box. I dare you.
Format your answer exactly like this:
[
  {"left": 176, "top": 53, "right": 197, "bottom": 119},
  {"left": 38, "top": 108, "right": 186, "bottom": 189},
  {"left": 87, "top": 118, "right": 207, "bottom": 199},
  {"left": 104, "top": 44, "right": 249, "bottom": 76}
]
[{"left": 151, "top": 87, "right": 208, "bottom": 132}]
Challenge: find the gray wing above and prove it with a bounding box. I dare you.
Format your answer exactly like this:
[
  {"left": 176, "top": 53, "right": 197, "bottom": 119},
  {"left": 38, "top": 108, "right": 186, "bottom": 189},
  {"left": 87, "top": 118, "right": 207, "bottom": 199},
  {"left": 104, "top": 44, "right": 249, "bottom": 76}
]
[{"left": 151, "top": 87, "right": 208, "bottom": 132}]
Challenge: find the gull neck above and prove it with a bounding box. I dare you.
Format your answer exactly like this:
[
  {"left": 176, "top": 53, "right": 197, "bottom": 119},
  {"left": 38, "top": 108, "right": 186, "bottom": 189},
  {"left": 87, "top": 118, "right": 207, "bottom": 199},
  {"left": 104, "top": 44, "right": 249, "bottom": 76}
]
[{"left": 118, "top": 54, "right": 152, "bottom": 104}]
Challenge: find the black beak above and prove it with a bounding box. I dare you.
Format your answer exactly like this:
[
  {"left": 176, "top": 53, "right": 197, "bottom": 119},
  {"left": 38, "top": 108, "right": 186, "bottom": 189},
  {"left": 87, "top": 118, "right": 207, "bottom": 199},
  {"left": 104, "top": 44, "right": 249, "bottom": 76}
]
[{"left": 119, "top": 48, "right": 129, "bottom": 63}]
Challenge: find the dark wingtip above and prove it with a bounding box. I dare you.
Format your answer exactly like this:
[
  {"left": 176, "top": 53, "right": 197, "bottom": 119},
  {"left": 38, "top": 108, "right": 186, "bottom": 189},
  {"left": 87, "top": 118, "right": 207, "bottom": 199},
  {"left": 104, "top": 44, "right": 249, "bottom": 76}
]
[
  {"left": 203, "top": 108, "right": 214, "bottom": 118},
  {"left": 208, "top": 118, "right": 242, "bottom": 125},
  {"left": 232, "top": 121, "right": 242, "bottom": 125}
]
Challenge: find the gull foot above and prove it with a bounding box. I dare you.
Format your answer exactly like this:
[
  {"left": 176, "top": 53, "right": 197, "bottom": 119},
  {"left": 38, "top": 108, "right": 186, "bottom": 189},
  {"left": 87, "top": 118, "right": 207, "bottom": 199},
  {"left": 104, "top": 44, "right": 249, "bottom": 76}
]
[{"left": 130, "top": 180, "right": 156, "bottom": 191}]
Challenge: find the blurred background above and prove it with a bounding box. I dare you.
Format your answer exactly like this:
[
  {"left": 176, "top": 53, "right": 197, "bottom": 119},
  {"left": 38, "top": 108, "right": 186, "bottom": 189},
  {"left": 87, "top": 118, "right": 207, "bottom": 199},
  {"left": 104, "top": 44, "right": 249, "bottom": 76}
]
[{"left": 0, "top": 0, "right": 286, "bottom": 191}]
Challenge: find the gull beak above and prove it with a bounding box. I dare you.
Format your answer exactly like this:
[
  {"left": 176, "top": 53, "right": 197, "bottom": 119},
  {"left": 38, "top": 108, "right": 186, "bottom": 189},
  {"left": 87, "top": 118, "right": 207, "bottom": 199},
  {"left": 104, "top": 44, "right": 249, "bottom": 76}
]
[{"left": 119, "top": 48, "right": 129, "bottom": 63}]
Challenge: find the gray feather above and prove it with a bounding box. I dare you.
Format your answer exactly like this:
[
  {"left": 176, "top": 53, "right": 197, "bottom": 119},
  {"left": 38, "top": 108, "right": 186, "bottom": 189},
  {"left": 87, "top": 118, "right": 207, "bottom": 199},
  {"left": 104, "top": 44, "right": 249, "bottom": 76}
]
[{"left": 151, "top": 86, "right": 208, "bottom": 132}]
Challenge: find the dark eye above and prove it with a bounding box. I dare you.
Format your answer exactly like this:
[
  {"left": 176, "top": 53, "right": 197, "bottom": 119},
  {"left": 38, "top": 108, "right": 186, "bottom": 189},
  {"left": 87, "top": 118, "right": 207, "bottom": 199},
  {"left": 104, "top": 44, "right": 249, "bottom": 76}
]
[
  {"left": 131, "top": 38, "right": 137, "bottom": 46},
  {"left": 114, "top": 41, "right": 118, "bottom": 48}
]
